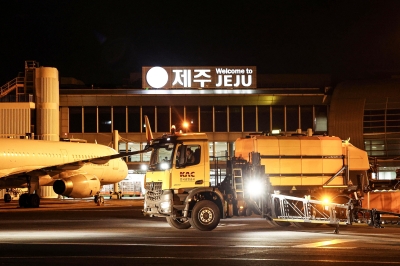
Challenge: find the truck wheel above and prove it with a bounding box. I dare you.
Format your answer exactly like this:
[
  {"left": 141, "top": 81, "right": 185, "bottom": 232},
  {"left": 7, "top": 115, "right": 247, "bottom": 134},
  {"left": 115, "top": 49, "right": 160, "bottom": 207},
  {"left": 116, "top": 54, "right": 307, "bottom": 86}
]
[
  {"left": 189, "top": 200, "right": 220, "bottom": 231},
  {"left": 166, "top": 216, "right": 191, "bottom": 229}
]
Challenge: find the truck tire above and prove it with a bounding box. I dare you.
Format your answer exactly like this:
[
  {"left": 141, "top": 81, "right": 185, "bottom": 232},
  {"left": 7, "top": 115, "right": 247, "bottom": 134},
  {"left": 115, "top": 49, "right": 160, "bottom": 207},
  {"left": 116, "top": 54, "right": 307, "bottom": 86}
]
[
  {"left": 189, "top": 200, "right": 220, "bottom": 231},
  {"left": 166, "top": 217, "right": 191, "bottom": 229}
]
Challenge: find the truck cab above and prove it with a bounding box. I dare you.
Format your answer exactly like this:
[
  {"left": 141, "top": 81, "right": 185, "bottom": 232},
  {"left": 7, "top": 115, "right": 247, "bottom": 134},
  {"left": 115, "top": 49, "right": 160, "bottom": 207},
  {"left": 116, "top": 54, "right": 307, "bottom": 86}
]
[{"left": 143, "top": 131, "right": 227, "bottom": 231}]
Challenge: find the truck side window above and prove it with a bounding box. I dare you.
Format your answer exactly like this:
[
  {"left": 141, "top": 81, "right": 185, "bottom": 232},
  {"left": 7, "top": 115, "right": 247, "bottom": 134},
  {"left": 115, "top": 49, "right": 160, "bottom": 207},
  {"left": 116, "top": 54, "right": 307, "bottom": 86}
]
[
  {"left": 186, "top": 145, "right": 201, "bottom": 166},
  {"left": 176, "top": 145, "right": 201, "bottom": 168}
]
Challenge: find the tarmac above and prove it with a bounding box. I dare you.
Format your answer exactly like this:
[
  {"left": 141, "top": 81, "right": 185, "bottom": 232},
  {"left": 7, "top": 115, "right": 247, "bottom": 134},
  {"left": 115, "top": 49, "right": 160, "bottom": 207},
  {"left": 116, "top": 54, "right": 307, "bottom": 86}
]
[{"left": 0, "top": 197, "right": 144, "bottom": 211}]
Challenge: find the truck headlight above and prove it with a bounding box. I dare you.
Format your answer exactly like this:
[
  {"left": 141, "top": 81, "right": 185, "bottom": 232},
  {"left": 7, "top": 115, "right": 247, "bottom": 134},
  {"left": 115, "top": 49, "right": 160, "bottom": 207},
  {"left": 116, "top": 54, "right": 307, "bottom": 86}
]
[
  {"left": 247, "top": 180, "right": 264, "bottom": 196},
  {"left": 160, "top": 162, "right": 170, "bottom": 170},
  {"left": 160, "top": 201, "right": 171, "bottom": 213}
]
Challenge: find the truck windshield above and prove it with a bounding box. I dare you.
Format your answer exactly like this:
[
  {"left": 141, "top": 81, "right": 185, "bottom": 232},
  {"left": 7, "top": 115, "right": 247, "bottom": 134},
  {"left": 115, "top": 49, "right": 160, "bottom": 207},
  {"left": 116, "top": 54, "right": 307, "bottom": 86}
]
[{"left": 148, "top": 143, "right": 175, "bottom": 171}]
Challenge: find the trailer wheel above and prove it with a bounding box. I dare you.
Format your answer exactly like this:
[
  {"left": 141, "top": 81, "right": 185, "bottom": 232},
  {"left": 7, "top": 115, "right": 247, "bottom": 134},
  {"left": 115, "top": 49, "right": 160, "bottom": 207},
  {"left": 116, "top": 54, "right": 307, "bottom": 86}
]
[
  {"left": 166, "top": 216, "right": 191, "bottom": 229},
  {"left": 189, "top": 200, "right": 220, "bottom": 231}
]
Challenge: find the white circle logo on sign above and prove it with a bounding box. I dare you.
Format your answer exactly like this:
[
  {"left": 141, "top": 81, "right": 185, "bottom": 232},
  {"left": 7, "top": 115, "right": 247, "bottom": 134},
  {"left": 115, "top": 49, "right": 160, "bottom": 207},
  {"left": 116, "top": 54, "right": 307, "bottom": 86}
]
[{"left": 146, "top": 67, "right": 168, "bottom": 88}]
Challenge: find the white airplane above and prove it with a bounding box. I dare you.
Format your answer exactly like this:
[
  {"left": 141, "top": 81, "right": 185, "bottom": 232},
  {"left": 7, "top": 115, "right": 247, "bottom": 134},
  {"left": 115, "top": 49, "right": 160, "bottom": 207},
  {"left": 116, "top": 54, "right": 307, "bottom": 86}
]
[{"left": 0, "top": 137, "right": 147, "bottom": 208}]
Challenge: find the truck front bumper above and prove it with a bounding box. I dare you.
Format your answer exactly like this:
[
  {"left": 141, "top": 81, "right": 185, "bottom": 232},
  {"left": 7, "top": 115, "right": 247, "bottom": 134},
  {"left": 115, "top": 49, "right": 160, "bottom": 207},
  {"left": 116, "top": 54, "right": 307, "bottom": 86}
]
[{"left": 143, "top": 190, "right": 173, "bottom": 217}]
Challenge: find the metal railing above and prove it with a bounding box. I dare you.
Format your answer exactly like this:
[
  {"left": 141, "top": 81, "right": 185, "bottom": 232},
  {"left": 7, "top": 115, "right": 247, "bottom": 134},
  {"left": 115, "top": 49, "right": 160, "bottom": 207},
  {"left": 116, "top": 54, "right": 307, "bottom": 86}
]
[
  {"left": 0, "top": 94, "right": 33, "bottom": 102},
  {"left": 0, "top": 77, "right": 24, "bottom": 98},
  {"left": 0, "top": 134, "right": 45, "bottom": 140}
]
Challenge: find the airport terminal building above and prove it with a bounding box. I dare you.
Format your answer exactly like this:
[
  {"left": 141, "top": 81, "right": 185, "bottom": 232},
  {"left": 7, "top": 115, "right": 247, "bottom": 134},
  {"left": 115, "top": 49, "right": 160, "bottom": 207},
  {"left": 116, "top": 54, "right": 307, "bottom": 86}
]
[{"left": 1, "top": 61, "right": 400, "bottom": 196}]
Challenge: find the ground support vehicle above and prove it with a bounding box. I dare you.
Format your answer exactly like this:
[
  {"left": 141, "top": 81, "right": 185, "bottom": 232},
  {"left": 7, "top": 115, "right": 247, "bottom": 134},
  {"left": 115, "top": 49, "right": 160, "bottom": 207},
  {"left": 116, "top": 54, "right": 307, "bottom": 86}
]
[
  {"left": 141, "top": 120, "right": 400, "bottom": 231},
  {"left": 266, "top": 193, "right": 400, "bottom": 233}
]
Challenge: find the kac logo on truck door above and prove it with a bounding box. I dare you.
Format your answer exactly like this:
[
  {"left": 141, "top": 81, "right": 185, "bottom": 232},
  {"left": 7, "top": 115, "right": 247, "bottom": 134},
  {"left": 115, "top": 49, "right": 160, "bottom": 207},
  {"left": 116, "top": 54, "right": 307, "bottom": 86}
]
[
  {"left": 143, "top": 66, "right": 257, "bottom": 89},
  {"left": 180, "top": 172, "right": 195, "bottom": 182}
]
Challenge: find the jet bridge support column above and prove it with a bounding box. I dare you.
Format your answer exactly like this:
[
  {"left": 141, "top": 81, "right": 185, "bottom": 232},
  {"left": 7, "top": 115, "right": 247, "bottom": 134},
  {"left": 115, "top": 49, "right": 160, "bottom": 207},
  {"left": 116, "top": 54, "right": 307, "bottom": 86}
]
[
  {"left": 112, "top": 130, "right": 120, "bottom": 199},
  {"left": 35, "top": 66, "right": 59, "bottom": 141}
]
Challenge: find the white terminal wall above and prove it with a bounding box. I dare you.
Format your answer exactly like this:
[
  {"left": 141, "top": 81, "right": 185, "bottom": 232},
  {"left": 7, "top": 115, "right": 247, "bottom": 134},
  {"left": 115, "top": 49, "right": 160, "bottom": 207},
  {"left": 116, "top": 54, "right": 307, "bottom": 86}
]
[{"left": 0, "top": 102, "right": 35, "bottom": 137}]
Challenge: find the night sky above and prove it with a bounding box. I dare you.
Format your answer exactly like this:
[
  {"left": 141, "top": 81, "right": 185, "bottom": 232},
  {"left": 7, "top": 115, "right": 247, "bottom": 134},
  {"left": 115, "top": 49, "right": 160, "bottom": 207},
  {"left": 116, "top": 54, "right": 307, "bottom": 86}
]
[{"left": 1, "top": 0, "right": 400, "bottom": 86}]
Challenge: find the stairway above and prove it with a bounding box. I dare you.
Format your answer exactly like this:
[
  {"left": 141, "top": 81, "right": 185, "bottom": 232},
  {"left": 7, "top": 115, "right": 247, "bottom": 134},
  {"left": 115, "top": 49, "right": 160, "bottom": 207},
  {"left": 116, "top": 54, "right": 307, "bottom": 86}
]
[{"left": 0, "top": 61, "right": 38, "bottom": 101}]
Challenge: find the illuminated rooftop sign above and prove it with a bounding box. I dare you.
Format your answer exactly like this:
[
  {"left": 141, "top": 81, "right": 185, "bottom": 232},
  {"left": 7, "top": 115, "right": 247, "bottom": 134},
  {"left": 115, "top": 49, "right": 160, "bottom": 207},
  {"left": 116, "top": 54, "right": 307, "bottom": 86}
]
[{"left": 142, "top": 66, "right": 257, "bottom": 89}]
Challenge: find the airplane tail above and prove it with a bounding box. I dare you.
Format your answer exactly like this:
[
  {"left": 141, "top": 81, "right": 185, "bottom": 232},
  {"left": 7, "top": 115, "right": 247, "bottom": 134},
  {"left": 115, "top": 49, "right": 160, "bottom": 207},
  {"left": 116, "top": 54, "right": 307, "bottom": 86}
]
[{"left": 144, "top": 115, "right": 153, "bottom": 144}]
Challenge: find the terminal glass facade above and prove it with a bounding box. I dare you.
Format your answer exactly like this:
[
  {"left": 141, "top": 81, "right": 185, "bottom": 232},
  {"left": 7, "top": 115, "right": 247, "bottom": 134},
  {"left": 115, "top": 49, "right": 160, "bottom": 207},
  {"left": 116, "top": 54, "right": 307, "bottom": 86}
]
[
  {"left": 83, "top": 107, "right": 96, "bottom": 133},
  {"left": 72, "top": 105, "right": 327, "bottom": 135},
  {"left": 200, "top": 106, "right": 213, "bottom": 132},
  {"left": 215, "top": 106, "right": 227, "bottom": 132},
  {"left": 98, "top": 107, "right": 111, "bottom": 133},
  {"left": 127, "top": 107, "right": 141, "bottom": 132},
  {"left": 69, "top": 104, "right": 328, "bottom": 162},
  {"left": 186, "top": 106, "right": 199, "bottom": 132},
  {"left": 363, "top": 108, "right": 400, "bottom": 157},
  {"left": 243, "top": 106, "right": 256, "bottom": 132},
  {"left": 69, "top": 107, "right": 82, "bottom": 133},
  {"left": 113, "top": 106, "right": 126, "bottom": 133},
  {"left": 229, "top": 106, "right": 242, "bottom": 132},
  {"left": 171, "top": 106, "right": 184, "bottom": 131},
  {"left": 156, "top": 106, "right": 169, "bottom": 132}
]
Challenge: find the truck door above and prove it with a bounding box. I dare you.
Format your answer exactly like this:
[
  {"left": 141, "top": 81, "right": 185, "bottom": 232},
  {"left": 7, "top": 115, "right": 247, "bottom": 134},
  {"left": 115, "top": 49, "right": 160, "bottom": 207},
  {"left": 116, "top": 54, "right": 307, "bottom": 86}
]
[{"left": 172, "top": 144, "right": 205, "bottom": 188}]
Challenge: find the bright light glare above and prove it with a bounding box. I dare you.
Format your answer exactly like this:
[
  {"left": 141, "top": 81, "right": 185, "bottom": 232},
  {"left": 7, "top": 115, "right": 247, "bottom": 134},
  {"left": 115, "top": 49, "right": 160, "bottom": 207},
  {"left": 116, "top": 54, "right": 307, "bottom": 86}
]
[
  {"left": 141, "top": 164, "right": 148, "bottom": 171},
  {"left": 247, "top": 179, "right": 264, "bottom": 196},
  {"left": 322, "top": 197, "right": 331, "bottom": 211},
  {"left": 322, "top": 197, "right": 331, "bottom": 204},
  {"left": 160, "top": 162, "right": 169, "bottom": 170}
]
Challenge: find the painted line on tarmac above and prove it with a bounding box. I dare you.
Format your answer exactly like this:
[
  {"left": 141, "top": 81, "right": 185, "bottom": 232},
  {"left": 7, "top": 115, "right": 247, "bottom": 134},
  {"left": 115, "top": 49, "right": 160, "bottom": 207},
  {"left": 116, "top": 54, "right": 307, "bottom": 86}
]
[
  {"left": 293, "top": 239, "right": 355, "bottom": 248},
  {"left": 218, "top": 223, "right": 248, "bottom": 227}
]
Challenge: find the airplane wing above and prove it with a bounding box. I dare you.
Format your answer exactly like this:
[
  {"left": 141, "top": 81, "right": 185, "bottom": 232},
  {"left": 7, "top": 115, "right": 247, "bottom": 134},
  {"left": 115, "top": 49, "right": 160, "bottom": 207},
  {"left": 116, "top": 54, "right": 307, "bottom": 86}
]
[
  {"left": 86, "top": 147, "right": 151, "bottom": 165},
  {"left": 49, "top": 148, "right": 152, "bottom": 171},
  {"left": 0, "top": 148, "right": 151, "bottom": 178}
]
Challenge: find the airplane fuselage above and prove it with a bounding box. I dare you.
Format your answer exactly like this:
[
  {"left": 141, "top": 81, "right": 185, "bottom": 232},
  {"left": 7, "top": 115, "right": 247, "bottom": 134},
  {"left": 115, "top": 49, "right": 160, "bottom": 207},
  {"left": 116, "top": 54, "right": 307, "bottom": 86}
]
[{"left": 0, "top": 138, "right": 128, "bottom": 188}]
